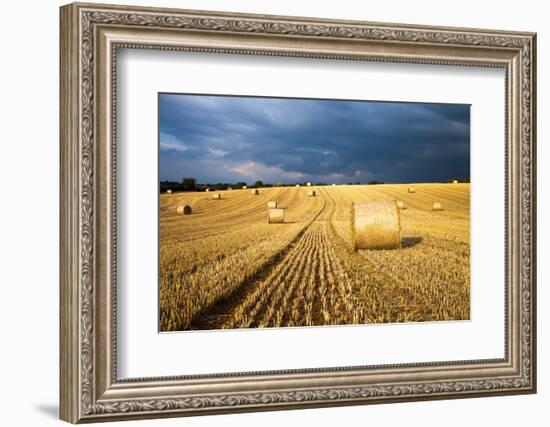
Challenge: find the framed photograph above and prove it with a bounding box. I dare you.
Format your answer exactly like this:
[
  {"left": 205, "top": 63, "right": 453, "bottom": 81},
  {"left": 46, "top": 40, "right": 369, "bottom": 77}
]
[{"left": 60, "top": 2, "right": 537, "bottom": 423}]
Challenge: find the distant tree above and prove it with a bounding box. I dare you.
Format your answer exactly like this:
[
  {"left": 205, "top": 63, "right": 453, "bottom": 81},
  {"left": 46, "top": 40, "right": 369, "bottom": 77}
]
[
  {"left": 254, "top": 180, "right": 264, "bottom": 188},
  {"left": 160, "top": 180, "right": 179, "bottom": 193},
  {"left": 181, "top": 177, "right": 196, "bottom": 191},
  {"left": 236, "top": 181, "right": 247, "bottom": 188},
  {"left": 368, "top": 180, "right": 384, "bottom": 185}
]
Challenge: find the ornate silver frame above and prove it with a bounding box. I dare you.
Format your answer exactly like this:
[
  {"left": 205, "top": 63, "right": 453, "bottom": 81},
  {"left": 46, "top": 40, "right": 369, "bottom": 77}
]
[{"left": 60, "top": 2, "right": 537, "bottom": 423}]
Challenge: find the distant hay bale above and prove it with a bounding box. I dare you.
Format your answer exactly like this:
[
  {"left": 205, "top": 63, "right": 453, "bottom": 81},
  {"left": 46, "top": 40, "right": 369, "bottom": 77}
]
[
  {"left": 408, "top": 187, "right": 416, "bottom": 193},
  {"left": 308, "top": 190, "right": 316, "bottom": 197},
  {"left": 227, "top": 187, "right": 232, "bottom": 191},
  {"left": 432, "top": 202, "right": 443, "bottom": 211},
  {"left": 268, "top": 208, "right": 285, "bottom": 224},
  {"left": 296, "top": 184, "right": 300, "bottom": 187},
  {"left": 396, "top": 200, "right": 407, "bottom": 210},
  {"left": 212, "top": 193, "right": 221, "bottom": 200},
  {"left": 242, "top": 185, "right": 247, "bottom": 189},
  {"left": 351, "top": 200, "right": 401, "bottom": 250},
  {"left": 251, "top": 189, "right": 259, "bottom": 195},
  {"left": 205, "top": 188, "right": 210, "bottom": 192},
  {"left": 166, "top": 189, "right": 172, "bottom": 194},
  {"left": 307, "top": 182, "right": 312, "bottom": 186},
  {"left": 267, "top": 201, "right": 277, "bottom": 208},
  {"left": 176, "top": 205, "right": 192, "bottom": 215},
  {"left": 452, "top": 180, "right": 458, "bottom": 184}
]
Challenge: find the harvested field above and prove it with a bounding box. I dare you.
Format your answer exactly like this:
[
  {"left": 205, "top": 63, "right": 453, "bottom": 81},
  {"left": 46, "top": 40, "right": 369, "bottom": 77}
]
[{"left": 160, "top": 183, "right": 470, "bottom": 331}]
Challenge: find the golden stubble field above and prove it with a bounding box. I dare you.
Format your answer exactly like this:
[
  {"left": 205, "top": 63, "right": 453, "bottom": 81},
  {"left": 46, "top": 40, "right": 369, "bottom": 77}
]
[{"left": 159, "top": 183, "right": 470, "bottom": 331}]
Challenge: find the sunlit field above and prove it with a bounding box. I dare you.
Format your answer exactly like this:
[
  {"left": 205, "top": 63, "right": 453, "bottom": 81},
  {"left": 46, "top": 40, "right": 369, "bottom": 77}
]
[{"left": 159, "top": 183, "right": 470, "bottom": 331}]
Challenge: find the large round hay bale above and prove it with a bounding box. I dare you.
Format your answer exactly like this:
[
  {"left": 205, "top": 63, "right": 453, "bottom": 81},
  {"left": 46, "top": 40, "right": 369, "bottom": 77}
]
[
  {"left": 242, "top": 185, "right": 247, "bottom": 189},
  {"left": 212, "top": 193, "right": 221, "bottom": 200},
  {"left": 432, "top": 202, "right": 443, "bottom": 211},
  {"left": 408, "top": 187, "right": 415, "bottom": 193},
  {"left": 296, "top": 184, "right": 300, "bottom": 187},
  {"left": 452, "top": 180, "right": 458, "bottom": 184},
  {"left": 307, "top": 182, "right": 312, "bottom": 187},
  {"left": 267, "top": 201, "right": 277, "bottom": 208},
  {"left": 251, "top": 189, "right": 259, "bottom": 195},
  {"left": 396, "top": 200, "right": 407, "bottom": 210},
  {"left": 351, "top": 200, "right": 401, "bottom": 250},
  {"left": 308, "top": 190, "right": 316, "bottom": 197},
  {"left": 205, "top": 188, "right": 210, "bottom": 192},
  {"left": 176, "top": 205, "right": 192, "bottom": 215},
  {"left": 268, "top": 208, "right": 284, "bottom": 224},
  {"left": 166, "top": 189, "right": 172, "bottom": 194}
]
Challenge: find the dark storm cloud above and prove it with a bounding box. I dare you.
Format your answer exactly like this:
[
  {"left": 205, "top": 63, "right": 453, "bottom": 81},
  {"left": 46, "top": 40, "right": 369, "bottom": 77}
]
[{"left": 159, "top": 93, "right": 470, "bottom": 184}]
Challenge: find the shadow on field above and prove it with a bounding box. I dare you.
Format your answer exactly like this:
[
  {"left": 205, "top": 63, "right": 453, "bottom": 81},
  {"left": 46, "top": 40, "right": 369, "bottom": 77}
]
[{"left": 402, "top": 236, "right": 423, "bottom": 248}]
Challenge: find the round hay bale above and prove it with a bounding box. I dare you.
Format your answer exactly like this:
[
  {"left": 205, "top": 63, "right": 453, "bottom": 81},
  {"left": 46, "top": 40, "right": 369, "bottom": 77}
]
[
  {"left": 408, "top": 187, "right": 416, "bottom": 193},
  {"left": 432, "top": 202, "right": 443, "bottom": 211},
  {"left": 267, "top": 201, "right": 277, "bottom": 208},
  {"left": 212, "top": 193, "right": 221, "bottom": 200},
  {"left": 296, "top": 184, "right": 300, "bottom": 187},
  {"left": 227, "top": 187, "right": 232, "bottom": 191},
  {"left": 166, "top": 189, "right": 172, "bottom": 194},
  {"left": 268, "top": 208, "right": 284, "bottom": 224},
  {"left": 205, "top": 188, "right": 210, "bottom": 192},
  {"left": 176, "top": 205, "right": 192, "bottom": 215},
  {"left": 308, "top": 190, "right": 316, "bottom": 197},
  {"left": 307, "top": 182, "right": 312, "bottom": 186},
  {"left": 452, "top": 180, "right": 458, "bottom": 184},
  {"left": 396, "top": 200, "right": 407, "bottom": 210},
  {"left": 351, "top": 200, "right": 401, "bottom": 250},
  {"left": 251, "top": 189, "right": 259, "bottom": 195},
  {"left": 242, "top": 185, "right": 247, "bottom": 189}
]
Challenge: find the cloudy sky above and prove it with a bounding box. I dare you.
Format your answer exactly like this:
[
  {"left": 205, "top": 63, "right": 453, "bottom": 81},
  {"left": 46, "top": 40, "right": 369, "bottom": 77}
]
[{"left": 159, "top": 93, "right": 470, "bottom": 184}]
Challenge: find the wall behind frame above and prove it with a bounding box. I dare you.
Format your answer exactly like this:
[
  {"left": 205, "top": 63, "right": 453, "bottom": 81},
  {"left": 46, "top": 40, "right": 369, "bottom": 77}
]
[{"left": 0, "top": 0, "right": 545, "bottom": 426}]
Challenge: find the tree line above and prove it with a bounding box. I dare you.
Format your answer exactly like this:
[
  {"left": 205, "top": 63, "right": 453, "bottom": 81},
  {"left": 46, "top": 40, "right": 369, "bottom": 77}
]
[{"left": 160, "top": 177, "right": 392, "bottom": 193}]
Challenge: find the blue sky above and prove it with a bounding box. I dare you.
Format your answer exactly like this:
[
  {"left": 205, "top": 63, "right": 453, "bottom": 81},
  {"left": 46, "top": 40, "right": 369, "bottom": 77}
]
[{"left": 159, "top": 93, "right": 470, "bottom": 184}]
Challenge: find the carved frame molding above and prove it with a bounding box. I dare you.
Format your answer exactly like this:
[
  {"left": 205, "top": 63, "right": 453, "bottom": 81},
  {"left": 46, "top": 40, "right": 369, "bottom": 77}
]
[{"left": 60, "top": 2, "right": 536, "bottom": 423}]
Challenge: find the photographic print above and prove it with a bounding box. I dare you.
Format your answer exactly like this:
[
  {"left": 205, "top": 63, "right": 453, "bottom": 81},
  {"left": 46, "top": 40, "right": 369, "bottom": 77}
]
[{"left": 159, "top": 93, "right": 470, "bottom": 332}]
